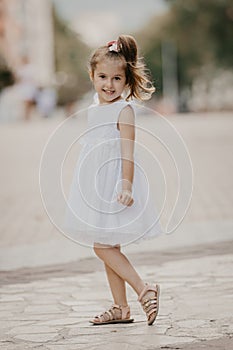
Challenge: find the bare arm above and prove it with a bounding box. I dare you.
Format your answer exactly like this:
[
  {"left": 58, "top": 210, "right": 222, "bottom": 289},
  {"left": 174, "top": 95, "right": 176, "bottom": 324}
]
[{"left": 117, "top": 105, "right": 135, "bottom": 206}]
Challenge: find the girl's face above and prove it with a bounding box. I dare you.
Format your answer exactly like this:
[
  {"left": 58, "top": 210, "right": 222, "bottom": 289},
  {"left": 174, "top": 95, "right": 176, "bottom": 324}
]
[{"left": 91, "top": 58, "right": 127, "bottom": 104}]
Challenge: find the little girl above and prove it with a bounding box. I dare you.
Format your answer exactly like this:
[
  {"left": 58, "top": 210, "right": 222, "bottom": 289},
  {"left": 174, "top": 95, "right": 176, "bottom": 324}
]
[{"left": 64, "top": 35, "right": 162, "bottom": 326}]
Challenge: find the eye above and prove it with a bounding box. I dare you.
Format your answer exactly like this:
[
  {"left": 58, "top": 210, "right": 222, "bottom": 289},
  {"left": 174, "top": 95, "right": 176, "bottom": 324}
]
[
  {"left": 114, "top": 77, "right": 121, "bottom": 81},
  {"left": 99, "top": 74, "right": 106, "bottom": 79}
]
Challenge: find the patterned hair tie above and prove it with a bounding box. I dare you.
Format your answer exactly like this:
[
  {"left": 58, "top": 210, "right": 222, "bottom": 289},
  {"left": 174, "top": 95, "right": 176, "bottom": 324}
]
[{"left": 107, "top": 40, "right": 120, "bottom": 52}]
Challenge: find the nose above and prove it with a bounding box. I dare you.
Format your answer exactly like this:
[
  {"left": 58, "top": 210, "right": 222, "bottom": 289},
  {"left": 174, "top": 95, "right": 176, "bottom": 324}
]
[{"left": 106, "top": 78, "right": 113, "bottom": 88}]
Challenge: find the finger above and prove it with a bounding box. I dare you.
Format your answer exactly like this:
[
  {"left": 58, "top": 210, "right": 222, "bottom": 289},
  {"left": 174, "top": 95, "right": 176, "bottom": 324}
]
[
  {"left": 117, "top": 193, "right": 122, "bottom": 202},
  {"left": 119, "top": 196, "right": 126, "bottom": 205},
  {"left": 127, "top": 198, "right": 134, "bottom": 206},
  {"left": 123, "top": 194, "right": 132, "bottom": 206},
  {"left": 122, "top": 193, "right": 130, "bottom": 204}
]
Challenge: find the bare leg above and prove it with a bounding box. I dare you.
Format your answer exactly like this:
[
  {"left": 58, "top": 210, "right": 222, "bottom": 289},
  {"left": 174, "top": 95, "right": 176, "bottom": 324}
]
[
  {"left": 24, "top": 101, "right": 33, "bottom": 121},
  {"left": 93, "top": 243, "right": 159, "bottom": 325},
  {"left": 104, "top": 246, "right": 128, "bottom": 306},
  {"left": 94, "top": 244, "right": 145, "bottom": 296}
]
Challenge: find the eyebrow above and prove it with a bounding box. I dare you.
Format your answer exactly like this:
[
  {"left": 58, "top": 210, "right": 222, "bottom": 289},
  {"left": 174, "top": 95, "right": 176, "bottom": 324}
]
[{"left": 97, "top": 73, "right": 124, "bottom": 77}]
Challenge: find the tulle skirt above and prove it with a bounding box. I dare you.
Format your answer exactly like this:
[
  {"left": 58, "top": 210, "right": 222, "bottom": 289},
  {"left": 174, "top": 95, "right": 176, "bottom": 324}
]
[{"left": 63, "top": 138, "right": 162, "bottom": 247}]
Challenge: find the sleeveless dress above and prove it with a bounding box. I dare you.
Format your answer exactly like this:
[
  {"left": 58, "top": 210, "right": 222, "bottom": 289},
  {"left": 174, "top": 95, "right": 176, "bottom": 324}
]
[{"left": 63, "top": 98, "right": 162, "bottom": 247}]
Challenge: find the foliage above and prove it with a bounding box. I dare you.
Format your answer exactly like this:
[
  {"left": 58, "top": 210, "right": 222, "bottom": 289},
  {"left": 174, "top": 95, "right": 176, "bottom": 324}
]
[
  {"left": 137, "top": 0, "right": 233, "bottom": 96},
  {"left": 0, "top": 55, "right": 15, "bottom": 93}
]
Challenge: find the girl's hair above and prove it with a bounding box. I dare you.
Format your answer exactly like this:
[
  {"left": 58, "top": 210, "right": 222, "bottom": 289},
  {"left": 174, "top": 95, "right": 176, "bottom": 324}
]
[{"left": 89, "top": 35, "right": 155, "bottom": 101}]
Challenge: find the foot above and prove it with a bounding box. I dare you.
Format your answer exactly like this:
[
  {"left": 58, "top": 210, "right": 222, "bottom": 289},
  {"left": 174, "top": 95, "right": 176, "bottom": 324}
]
[
  {"left": 89, "top": 304, "right": 134, "bottom": 325},
  {"left": 138, "top": 283, "right": 160, "bottom": 325}
]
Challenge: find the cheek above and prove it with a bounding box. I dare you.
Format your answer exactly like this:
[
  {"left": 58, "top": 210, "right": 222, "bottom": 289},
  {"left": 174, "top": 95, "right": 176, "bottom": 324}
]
[
  {"left": 94, "top": 79, "right": 102, "bottom": 87},
  {"left": 121, "top": 80, "right": 127, "bottom": 88},
  {"left": 121, "top": 76, "right": 127, "bottom": 85}
]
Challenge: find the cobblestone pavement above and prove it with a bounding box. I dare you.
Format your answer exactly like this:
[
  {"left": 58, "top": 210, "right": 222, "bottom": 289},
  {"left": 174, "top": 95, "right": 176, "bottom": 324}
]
[
  {"left": 0, "top": 112, "right": 233, "bottom": 349},
  {"left": 0, "top": 241, "right": 233, "bottom": 349}
]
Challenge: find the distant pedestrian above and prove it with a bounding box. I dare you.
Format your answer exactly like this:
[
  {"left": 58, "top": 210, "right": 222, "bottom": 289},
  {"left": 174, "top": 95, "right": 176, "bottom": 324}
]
[
  {"left": 15, "top": 56, "right": 38, "bottom": 121},
  {"left": 64, "top": 35, "right": 162, "bottom": 326},
  {"left": 36, "top": 86, "right": 57, "bottom": 118}
]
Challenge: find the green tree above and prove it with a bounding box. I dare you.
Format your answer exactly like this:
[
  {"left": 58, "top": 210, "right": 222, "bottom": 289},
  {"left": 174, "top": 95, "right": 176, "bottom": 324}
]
[
  {"left": 165, "top": 0, "right": 233, "bottom": 85},
  {"left": 0, "top": 55, "right": 15, "bottom": 93},
  {"left": 137, "top": 0, "right": 233, "bottom": 104}
]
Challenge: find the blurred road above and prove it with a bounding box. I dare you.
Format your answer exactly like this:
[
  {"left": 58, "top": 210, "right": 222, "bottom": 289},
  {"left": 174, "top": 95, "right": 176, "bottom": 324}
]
[
  {"left": 0, "top": 110, "right": 233, "bottom": 349},
  {"left": 0, "top": 110, "right": 232, "bottom": 269}
]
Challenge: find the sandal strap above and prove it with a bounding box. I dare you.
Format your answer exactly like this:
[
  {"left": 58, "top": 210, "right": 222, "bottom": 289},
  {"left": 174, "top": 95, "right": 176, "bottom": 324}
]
[
  {"left": 142, "top": 299, "right": 157, "bottom": 308},
  {"left": 142, "top": 300, "right": 157, "bottom": 313},
  {"left": 119, "top": 305, "right": 130, "bottom": 319},
  {"left": 94, "top": 304, "right": 130, "bottom": 322},
  {"left": 94, "top": 310, "right": 112, "bottom": 322},
  {"left": 138, "top": 283, "right": 158, "bottom": 302},
  {"left": 147, "top": 307, "right": 158, "bottom": 318},
  {"left": 111, "top": 304, "right": 130, "bottom": 320}
]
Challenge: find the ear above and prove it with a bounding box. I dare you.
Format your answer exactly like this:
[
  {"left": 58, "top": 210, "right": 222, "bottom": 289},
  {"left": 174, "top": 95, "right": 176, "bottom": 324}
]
[{"left": 89, "top": 70, "right": 94, "bottom": 81}]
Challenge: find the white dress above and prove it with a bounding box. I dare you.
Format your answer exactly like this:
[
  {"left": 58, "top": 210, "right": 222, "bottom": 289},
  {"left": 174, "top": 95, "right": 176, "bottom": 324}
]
[{"left": 63, "top": 98, "right": 162, "bottom": 247}]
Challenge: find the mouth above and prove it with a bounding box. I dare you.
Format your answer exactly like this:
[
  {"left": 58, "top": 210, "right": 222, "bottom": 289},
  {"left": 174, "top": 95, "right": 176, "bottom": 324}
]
[{"left": 103, "top": 89, "right": 115, "bottom": 96}]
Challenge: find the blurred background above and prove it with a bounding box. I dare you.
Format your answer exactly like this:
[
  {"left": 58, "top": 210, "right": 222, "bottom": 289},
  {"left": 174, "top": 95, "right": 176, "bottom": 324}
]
[
  {"left": 0, "top": 0, "right": 232, "bottom": 120},
  {"left": 0, "top": 0, "right": 233, "bottom": 270}
]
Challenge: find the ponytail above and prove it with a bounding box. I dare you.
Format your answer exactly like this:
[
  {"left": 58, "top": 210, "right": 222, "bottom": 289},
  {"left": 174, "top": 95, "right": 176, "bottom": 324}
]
[{"left": 117, "top": 35, "right": 155, "bottom": 101}]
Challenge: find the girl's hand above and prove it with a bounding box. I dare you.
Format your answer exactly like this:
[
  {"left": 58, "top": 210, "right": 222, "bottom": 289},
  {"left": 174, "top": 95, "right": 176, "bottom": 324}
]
[{"left": 117, "top": 190, "right": 134, "bottom": 207}]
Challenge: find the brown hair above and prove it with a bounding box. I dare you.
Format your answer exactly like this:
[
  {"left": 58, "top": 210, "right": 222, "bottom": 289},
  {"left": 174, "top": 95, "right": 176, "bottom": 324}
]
[{"left": 89, "top": 35, "right": 155, "bottom": 101}]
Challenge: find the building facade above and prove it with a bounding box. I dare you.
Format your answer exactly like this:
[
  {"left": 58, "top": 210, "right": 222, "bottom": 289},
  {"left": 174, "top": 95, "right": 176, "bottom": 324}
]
[{"left": 0, "top": 0, "right": 55, "bottom": 86}]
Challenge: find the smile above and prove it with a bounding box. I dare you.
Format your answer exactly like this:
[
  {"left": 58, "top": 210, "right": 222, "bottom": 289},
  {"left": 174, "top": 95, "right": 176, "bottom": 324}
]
[{"left": 103, "top": 89, "right": 115, "bottom": 95}]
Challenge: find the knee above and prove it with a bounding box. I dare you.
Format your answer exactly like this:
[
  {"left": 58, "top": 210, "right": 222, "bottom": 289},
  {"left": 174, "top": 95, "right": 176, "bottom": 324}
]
[
  {"left": 93, "top": 244, "right": 108, "bottom": 259},
  {"left": 93, "top": 246, "right": 102, "bottom": 258},
  {"left": 93, "top": 243, "right": 117, "bottom": 259}
]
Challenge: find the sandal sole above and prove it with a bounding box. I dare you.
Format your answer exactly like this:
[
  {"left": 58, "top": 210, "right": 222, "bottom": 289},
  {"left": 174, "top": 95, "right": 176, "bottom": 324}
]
[{"left": 89, "top": 318, "right": 134, "bottom": 325}]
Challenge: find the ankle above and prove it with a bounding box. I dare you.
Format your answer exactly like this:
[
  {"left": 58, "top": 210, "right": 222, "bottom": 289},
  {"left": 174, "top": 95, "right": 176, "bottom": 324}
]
[
  {"left": 114, "top": 300, "right": 129, "bottom": 307},
  {"left": 137, "top": 281, "right": 147, "bottom": 296},
  {"left": 114, "top": 303, "right": 128, "bottom": 308},
  {"left": 119, "top": 304, "right": 130, "bottom": 319}
]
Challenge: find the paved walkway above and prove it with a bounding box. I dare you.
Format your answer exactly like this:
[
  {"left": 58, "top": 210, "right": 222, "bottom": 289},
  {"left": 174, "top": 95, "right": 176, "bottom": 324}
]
[
  {"left": 0, "top": 112, "right": 233, "bottom": 349},
  {"left": 0, "top": 240, "right": 233, "bottom": 349}
]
